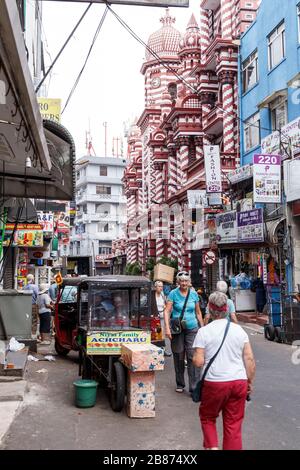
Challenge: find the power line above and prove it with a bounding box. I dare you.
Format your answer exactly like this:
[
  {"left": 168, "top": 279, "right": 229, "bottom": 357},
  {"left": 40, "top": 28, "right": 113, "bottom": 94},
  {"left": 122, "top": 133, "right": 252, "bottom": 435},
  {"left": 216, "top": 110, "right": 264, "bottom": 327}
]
[
  {"left": 35, "top": 2, "right": 93, "bottom": 94},
  {"left": 61, "top": 6, "right": 109, "bottom": 114}
]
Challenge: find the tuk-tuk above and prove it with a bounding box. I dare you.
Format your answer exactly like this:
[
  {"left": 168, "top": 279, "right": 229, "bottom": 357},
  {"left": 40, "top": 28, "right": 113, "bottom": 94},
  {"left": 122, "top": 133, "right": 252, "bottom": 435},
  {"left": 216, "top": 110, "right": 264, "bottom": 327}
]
[{"left": 54, "top": 275, "right": 164, "bottom": 411}]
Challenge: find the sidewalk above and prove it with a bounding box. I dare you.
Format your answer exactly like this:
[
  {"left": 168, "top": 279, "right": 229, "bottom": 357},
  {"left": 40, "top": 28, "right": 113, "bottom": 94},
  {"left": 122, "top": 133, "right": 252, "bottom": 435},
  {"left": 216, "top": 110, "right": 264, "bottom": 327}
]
[
  {"left": 0, "top": 341, "right": 54, "bottom": 446},
  {"left": 0, "top": 378, "right": 27, "bottom": 444}
]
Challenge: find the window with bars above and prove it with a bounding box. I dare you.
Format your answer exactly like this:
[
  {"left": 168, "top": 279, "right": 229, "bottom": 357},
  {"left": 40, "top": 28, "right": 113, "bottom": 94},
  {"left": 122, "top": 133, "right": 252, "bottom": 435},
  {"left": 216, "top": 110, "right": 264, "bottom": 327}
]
[
  {"left": 242, "top": 50, "right": 258, "bottom": 93},
  {"left": 96, "top": 185, "right": 111, "bottom": 195},
  {"left": 268, "top": 22, "right": 285, "bottom": 70}
]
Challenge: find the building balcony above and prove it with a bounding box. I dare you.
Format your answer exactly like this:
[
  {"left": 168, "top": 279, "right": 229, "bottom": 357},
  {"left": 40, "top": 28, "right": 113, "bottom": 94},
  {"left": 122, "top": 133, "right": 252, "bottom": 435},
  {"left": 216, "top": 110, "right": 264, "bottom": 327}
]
[
  {"left": 76, "top": 175, "right": 124, "bottom": 187},
  {"left": 76, "top": 193, "right": 127, "bottom": 205},
  {"left": 202, "top": 106, "right": 224, "bottom": 134},
  {"left": 79, "top": 213, "right": 127, "bottom": 224}
]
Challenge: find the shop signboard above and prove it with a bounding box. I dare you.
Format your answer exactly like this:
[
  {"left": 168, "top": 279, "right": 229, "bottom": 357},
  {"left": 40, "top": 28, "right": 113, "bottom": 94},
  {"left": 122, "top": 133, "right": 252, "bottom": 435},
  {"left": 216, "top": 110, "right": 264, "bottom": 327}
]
[
  {"left": 261, "top": 116, "right": 300, "bottom": 158},
  {"left": 253, "top": 154, "right": 281, "bottom": 204},
  {"left": 37, "top": 212, "right": 54, "bottom": 236},
  {"left": 29, "top": 247, "right": 51, "bottom": 260},
  {"left": 187, "top": 190, "right": 208, "bottom": 208},
  {"left": 3, "top": 224, "right": 43, "bottom": 247},
  {"left": 284, "top": 159, "right": 300, "bottom": 202},
  {"left": 204, "top": 145, "right": 222, "bottom": 193},
  {"left": 261, "top": 131, "right": 280, "bottom": 155},
  {"left": 56, "top": 212, "right": 70, "bottom": 233},
  {"left": 216, "top": 211, "right": 238, "bottom": 244},
  {"left": 86, "top": 330, "right": 151, "bottom": 355},
  {"left": 237, "top": 209, "right": 264, "bottom": 243},
  {"left": 227, "top": 164, "right": 253, "bottom": 184},
  {"left": 37, "top": 98, "right": 61, "bottom": 123}
]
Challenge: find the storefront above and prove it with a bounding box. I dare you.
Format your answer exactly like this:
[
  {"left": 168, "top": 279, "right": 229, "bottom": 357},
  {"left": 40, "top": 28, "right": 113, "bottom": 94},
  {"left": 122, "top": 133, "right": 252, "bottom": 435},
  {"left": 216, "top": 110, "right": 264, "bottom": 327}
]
[
  {"left": 217, "top": 208, "right": 287, "bottom": 313},
  {"left": 0, "top": 1, "right": 75, "bottom": 288}
]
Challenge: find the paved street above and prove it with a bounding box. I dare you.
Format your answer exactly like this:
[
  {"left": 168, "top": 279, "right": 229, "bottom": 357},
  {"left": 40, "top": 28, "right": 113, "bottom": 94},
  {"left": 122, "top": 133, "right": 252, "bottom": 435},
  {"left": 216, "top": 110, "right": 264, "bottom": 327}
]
[{"left": 1, "top": 326, "right": 299, "bottom": 451}]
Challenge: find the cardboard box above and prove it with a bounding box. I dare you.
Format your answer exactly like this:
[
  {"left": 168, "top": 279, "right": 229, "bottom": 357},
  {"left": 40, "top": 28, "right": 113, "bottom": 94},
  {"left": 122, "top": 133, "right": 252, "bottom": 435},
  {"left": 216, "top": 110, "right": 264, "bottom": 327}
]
[
  {"left": 121, "top": 343, "right": 164, "bottom": 372},
  {"left": 153, "top": 263, "right": 175, "bottom": 284},
  {"left": 127, "top": 371, "right": 155, "bottom": 418}
]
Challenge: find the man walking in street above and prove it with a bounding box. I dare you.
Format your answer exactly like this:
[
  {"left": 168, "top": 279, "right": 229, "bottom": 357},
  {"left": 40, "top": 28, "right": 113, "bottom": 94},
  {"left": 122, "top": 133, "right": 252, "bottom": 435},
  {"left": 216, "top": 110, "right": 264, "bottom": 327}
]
[{"left": 23, "top": 274, "right": 39, "bottom": 338}]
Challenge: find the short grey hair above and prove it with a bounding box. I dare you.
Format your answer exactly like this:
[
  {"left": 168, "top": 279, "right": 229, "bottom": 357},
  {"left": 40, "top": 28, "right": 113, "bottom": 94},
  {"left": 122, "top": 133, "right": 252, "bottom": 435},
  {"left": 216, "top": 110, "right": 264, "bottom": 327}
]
[
  {"left": 27, "top": 274, "right": 34, "bottom": 283},
  {"left": 154, "top": 281, "right": 163, "bottom": 287},
  {"left": 208, "top": 291, "right": 228, "bottom": 319},
  {"left": 216, "top": 280, "right": 228, "bottom": 294}
]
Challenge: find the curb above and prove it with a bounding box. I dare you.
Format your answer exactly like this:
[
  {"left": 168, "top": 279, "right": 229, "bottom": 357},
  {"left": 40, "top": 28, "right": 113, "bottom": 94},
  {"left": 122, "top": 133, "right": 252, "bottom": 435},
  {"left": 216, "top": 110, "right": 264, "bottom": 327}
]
[{"left": 240, "top": 323, "right": 264, "bottom": 334}]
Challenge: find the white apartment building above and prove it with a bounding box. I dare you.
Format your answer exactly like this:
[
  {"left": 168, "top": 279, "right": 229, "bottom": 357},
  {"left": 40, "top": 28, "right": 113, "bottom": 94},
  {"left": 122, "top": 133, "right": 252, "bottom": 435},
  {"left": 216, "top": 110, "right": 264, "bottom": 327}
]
[{"left": 70, "top": 156, "right": 126, "bottom": 273}]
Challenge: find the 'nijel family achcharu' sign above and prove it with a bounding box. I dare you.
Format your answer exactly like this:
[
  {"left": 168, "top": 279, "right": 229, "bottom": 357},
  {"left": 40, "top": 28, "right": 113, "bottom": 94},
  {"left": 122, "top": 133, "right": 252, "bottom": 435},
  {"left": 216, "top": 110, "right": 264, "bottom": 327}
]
[{"left": 87, "top": 330, "right": 151, "bottom": 355}]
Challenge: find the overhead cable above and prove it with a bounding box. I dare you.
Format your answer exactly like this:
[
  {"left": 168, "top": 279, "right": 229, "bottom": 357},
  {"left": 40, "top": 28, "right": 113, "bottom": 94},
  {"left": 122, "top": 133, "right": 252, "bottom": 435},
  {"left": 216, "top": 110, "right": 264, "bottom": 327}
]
[{"left": 61, "top": 6, "right": 109, "bottom": 114}]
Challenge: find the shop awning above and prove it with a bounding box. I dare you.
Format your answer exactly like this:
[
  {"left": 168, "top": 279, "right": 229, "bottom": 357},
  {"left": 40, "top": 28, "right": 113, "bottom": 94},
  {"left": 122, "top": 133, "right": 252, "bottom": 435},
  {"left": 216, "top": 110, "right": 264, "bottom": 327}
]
[
  {"left": 0, "top": 120, "right": 75, "bottom": 200},
  {"left": 265, "top": 217, "right": 286, "bottom": 245},
  {"left": 257, "top": 89, "right": 287, "bottom": 109},
  {"left": 0, "top": 2, "right": 75, "bottom": 200},
  {"left": 0, "top": 0, "right": 50, "bottom": 171}
]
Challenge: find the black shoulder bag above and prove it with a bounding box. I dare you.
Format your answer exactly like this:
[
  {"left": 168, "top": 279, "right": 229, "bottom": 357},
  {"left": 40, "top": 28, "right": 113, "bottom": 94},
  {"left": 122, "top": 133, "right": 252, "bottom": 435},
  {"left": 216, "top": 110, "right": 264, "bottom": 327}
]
[
  {"left": 170, "top": 289, "right": 190, "bottom": 335},
  {"left": 192, "top": 318, "right": 231, "bottom": 403}
]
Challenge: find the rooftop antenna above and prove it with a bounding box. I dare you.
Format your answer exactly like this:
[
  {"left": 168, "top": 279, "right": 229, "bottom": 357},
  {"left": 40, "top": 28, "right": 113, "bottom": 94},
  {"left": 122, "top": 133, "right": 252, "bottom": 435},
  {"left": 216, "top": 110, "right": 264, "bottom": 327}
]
[
  {"left": 86, "top": 120, "right": 96, "bottom": 156},
  {"left": 103, "top": 122, "right": 108, "bottom": 157}
]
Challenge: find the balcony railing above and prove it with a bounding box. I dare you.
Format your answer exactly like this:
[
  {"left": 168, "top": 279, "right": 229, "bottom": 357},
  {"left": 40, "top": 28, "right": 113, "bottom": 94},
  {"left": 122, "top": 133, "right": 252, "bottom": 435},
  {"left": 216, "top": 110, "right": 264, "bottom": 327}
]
[{"left": 76, "top": 194, "right": 127, "bottom": 204}]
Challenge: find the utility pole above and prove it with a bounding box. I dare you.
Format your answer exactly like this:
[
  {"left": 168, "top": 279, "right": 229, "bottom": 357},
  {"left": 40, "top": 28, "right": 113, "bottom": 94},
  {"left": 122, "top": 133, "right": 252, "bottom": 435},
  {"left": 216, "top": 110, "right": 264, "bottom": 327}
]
[{"left": 103, "top": 122, "right": 107, "bottom": 157}]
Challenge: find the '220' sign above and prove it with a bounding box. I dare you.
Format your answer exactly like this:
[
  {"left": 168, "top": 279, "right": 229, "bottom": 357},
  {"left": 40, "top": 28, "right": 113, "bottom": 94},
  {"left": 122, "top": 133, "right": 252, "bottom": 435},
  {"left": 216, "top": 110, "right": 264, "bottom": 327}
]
[{"left": 254, "top": 154, "right": 281, "bottom": 165}]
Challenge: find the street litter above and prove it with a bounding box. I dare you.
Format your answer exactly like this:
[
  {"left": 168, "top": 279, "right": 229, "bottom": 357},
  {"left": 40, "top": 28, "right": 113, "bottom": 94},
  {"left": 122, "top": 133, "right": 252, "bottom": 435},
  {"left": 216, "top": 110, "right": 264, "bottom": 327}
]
[
  {"left": 264, "top": 405, "right": 272, "bottom": 408},
  {"left": 9, "top": 337, "right": 25, "bottom": 352},
  {"left": 44, "top": 355, "right": 56, "bottom": 361},
  {"left": 28, "top": 355, "right": 39, "bottom": 362},
  {"left": 36, "top": 368, "right": 48, "bottom": 374}
]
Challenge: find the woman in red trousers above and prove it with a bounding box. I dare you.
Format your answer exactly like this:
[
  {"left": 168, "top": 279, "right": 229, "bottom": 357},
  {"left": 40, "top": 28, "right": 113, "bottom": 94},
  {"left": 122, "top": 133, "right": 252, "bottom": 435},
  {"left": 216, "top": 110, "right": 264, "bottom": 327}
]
[{"left": 193, "top": 291, "right": 256, "bottom": 450}]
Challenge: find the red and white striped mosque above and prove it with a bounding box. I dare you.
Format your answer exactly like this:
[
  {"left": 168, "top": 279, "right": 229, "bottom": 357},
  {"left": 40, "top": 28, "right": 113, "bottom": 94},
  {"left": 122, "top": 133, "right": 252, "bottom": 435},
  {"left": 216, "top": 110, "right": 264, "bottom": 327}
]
[{"left": 113, "top": 0, "right": 260, "bottom": 286}]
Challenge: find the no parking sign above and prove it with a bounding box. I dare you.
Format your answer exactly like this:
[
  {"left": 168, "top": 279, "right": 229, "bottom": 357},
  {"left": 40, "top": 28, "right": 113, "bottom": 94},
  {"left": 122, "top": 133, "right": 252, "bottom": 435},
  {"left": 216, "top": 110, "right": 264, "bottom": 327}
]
[{"left": 203, "top": 250, "right": 216, "bottom": 266}]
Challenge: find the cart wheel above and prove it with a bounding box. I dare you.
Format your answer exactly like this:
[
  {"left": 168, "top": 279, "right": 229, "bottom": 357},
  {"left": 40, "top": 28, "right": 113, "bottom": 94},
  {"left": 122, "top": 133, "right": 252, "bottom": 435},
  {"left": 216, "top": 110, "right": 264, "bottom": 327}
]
[
  {"left": 265, "top": 324, "right": 275, "bottom": 341},
  {"left": 274, "top": 327, "right": 283, "bottom": 343},
  {"left": 54, "top": 340, "right": 70, "bottom": 356},
  {"left": 109, "top": 361, "right": 126, "bottom": 412}
]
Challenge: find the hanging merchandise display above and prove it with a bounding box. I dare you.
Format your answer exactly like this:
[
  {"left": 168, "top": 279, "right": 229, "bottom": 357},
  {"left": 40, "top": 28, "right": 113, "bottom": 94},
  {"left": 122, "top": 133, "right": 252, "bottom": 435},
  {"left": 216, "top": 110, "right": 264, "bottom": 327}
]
[{"left": 16, "top": 249, "right": 29, "bottom": 289}]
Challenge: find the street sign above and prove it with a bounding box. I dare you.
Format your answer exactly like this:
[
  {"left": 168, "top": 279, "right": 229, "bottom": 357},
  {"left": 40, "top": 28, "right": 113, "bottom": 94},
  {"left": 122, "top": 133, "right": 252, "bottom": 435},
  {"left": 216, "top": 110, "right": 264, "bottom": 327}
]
[
  {"left": 203, "top": 250, "right": 216, "bottom": 266},
  {"left": 42, "top": 1, "right": 189, "bottom": 6}
]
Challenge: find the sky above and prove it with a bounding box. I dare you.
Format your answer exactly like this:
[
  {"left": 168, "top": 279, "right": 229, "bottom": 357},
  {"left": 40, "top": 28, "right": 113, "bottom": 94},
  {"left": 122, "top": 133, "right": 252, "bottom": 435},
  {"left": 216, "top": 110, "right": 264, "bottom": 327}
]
[{"left": 41, "top": 0, "right": 199, "bottom": 159}]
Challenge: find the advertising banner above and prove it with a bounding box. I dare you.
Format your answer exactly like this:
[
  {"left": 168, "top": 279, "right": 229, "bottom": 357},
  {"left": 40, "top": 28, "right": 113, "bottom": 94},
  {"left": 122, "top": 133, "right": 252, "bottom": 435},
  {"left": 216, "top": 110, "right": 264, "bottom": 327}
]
[
  {"left": 204, "top": 145, "right": 222, "bottom": 193},
  {"left": 86, "top": 330, "right": 151, "bottom": 355},
  {"left": 216, "top": 211, "right": 238, "bottom": 244},
  {"left": 228, "top": 164, "right": 253, "bottom": 184},
  {"left": 253, "top": 154, "right": 281, "bottom": 203},
  {"left": 3, "top": 224, "right": 43, "bottom": 247},
  {"left": 237, "top": 209, "right": 264, "bottom": 243},
  {"left": 37, "top": 212, "right": 54, "bottom": 235}
]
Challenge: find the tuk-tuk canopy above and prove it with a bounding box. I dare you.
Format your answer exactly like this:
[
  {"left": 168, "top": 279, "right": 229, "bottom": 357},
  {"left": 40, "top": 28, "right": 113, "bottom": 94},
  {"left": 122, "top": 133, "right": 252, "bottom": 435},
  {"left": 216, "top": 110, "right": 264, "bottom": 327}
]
[{"left": 61, "top": 275, "right": 151, "bottom": 289}]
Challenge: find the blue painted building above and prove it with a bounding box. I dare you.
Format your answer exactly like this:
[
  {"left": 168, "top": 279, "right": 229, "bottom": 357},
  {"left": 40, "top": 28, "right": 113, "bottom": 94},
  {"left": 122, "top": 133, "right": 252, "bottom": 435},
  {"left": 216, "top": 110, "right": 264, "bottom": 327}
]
[{"left": 239, "top": 0, "right": 300, "bottom": 295}]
